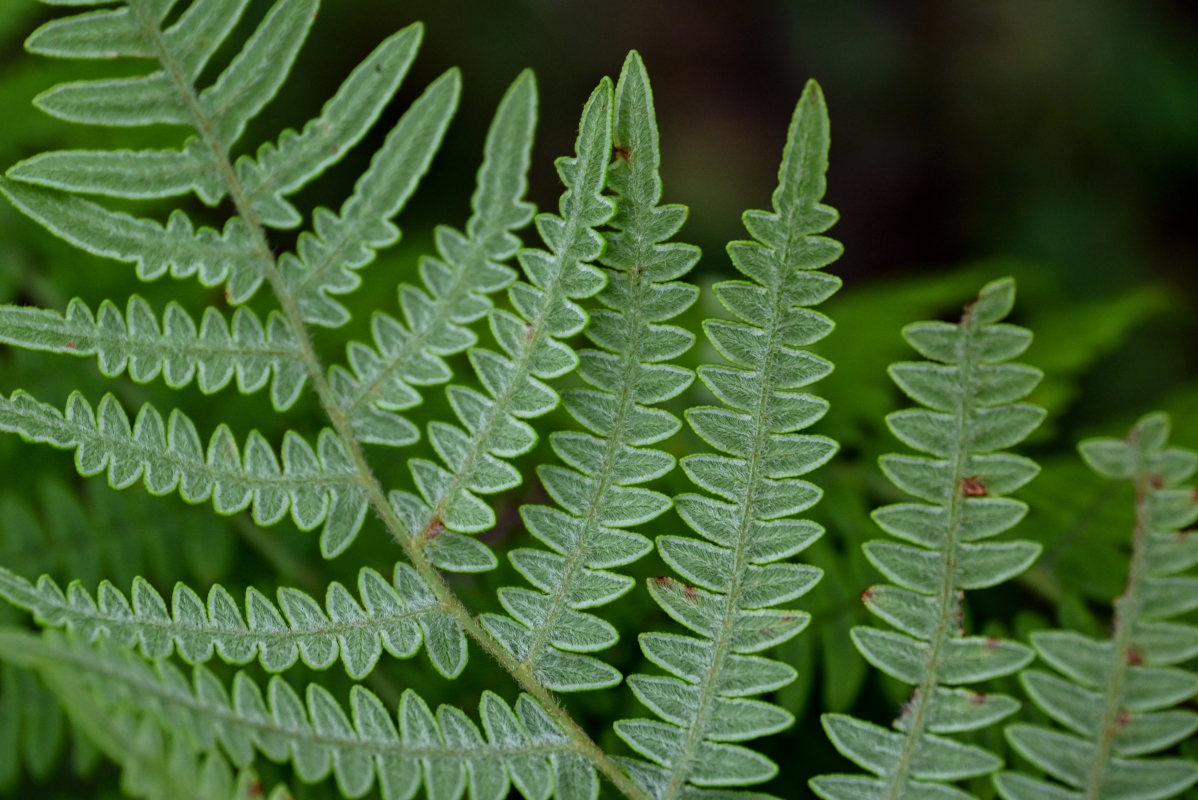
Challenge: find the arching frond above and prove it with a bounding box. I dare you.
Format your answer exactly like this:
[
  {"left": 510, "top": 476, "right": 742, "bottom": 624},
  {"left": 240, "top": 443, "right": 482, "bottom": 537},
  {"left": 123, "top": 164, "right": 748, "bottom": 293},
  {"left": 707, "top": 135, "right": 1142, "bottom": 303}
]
[
  {"left": 0, "top": 628, "right": 595, "bottom": 800},
  {"left": 812, "top": 278, "right": 1045, "bottom": 800},
  {"left": 0, "top": 392, "right": 368, "bottom": 556},
  {"left": 995, "top": 412, "right": 1198, "bottom": 800},
  {"left": 615, "top": 79, "right": 841, "bottom": 798},
  {"left": 0, "top": 562, "right": 467, "bottom": 680}
]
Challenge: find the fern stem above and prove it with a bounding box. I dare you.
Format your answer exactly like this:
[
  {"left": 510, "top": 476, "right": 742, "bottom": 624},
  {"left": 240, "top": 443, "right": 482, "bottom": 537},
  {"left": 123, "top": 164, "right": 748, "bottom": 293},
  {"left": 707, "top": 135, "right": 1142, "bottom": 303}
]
[
  {"left": 1081, "top": 470, "right": 1152, "bottom": 798},
  {"left": 881, "top": 305, "right": 979, "bottom": 799},
  {"left": 126, "top": 3, "right": 650, "bottom": 795}
]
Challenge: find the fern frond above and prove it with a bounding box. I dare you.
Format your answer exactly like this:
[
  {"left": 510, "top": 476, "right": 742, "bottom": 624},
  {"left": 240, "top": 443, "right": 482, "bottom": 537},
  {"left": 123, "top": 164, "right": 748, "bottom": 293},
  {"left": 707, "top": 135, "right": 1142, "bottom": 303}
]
[
  {"left": 812, "top": 278, "right": 1045, "bottom": 800},
  {"left": 386, "top": 77, "right": 615, "bottom": 573},
  {"left": 5, "top": 7, "right": 453, "bottom": 309},
  {"left": 0, "top": 561, "right": 468, "bottom": 680},
  {"left": 0, "top": 628, "right": 596, "bottom": 800},
  {"left": 0, "top": 180, "right": 271, "bottom": 302},
  {"left": 613, "top": 79, "right": 840, "bottom": 797},
  {"left": 476, "top": 52, "right": 698, "bottom": 694},
  {"left": 0, "top": 391, "right": 371, "bottom": 556},
  {"left": 0, "top": 297, "right": 307, "bottom": 411},
  {"left": 278, "top": 66, "right": 460, "bottom": 327},
  {"left": 995, "top": 412, "right": 1198, "bottom": 800},
  {"left": 40, "top": 671, "right": 288, "bottom": 800},
  {"left": 332, "top": 71, "right": 537, "bottom": 446}
]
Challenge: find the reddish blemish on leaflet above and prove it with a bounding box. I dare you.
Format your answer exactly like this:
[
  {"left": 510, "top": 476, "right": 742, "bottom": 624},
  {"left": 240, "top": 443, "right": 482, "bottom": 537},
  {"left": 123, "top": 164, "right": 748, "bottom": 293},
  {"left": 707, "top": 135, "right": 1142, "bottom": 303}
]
[
  {"left": 969, "top": 692, "right": 986, "bottom": 706},
  {"left": 1115, "top": 709, "right": 1131, "bottom": 729},
  {"left": 984, "top": 636, "right": 1000, "bottom": 650},
  {"left": 860, "top": 587, "right": 875, "bottom": 604},
  {"left": 651, "top": 576, "right": 672, "bottom": 590},
  {"left": 683, "top": 584, "right": 699, "bottom": 604},
  {"left": 961, "top": 476, "right": 987, "bottom": 497},
  {"left": 425, "top": 517, "right": 445, "bottom": 540},
  {"left": 64, "top": 341, "right": 76, "bottom": 350},
  {"left": 1148, "top": 474, "right": 1164, "bottom": 489},
  {"left": 613, "top": 144, "right": 631, "bottom": 162},
  {"left": 524, "top": 322, "right": 536, "bottom": 342},
  {"left": 247, "top": 780, "right": 263, "bottom": 798},
  {"left": 1127, "top": 648, "right": 1144, "bottom": 665}
]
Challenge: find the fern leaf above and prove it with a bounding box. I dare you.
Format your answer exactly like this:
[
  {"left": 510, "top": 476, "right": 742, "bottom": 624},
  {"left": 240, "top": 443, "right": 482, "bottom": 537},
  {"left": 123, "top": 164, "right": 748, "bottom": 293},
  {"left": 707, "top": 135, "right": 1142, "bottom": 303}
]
[
  {"left": 280, "top": 68, "right": 461, "bottom": 326},
  {"left": 0, "top": 297, "right": 307, "bottom": 411},
  {"left": 615, "top": 79, "right": 840, "bottom": 798},
  {"left": 994, "top": 412, "right": 1198, "bottom": 800},
  {"left": 39, "top": 672, "right": 287, "bottom": 800},
  {"left": 0, "top": 391, "right": 371, "bottom": 556},
  {"left": 0, "top": 180, "right": 271, "bottom": 303},
  {"left": 811, "top": 278, "right": 1045, "bottom": 800},
  {"left": 0, "top": 561, "right": 467, "bottom": 680},
  {"left": 0, "top": 628, "right": 591, "bottom": 800},
  {"left": 12, "top": 0, "right": 317, "bottom": 200},
  {"left": 386, "top": 76, "right": 614, "bottom": 573},
  {"left": 236, "top": 23, "right": 424, "bottom": 228},
  {"left": 31, "top": 0, "right": 252, "bottom": 126},
  {"left": 5, "top": 4, "right": 452, "bottom": 310},
  {"left": 477, "top": 52, "right": 697, "bottom": 693},
  {"left": 332, "top": 70, "right": 536, "bottom": 446}
]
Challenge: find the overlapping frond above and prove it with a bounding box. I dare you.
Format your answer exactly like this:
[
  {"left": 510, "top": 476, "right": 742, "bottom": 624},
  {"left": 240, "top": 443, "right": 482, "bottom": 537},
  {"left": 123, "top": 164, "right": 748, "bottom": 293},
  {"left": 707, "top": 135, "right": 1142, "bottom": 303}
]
[
  {"left": 386, "top": 78, "right": 615, "bottom": 574},
  {"left": 0, "top": 628, "right": 597, "bottom": 800},
  {"left": 995, "top": 412, "right": 1198, "bottom": 800},
  {"left": 812, "top": 278, "right": 1045, "bottom": 800},
  {"left": 613, "top": 80, "right": 840, "bottom": 798},
  {"left": 0, "top": 392, "right": 369, "bottom": 556},
  {"left": 0, "top": 297, "right": 306, "bottom": 411},
  {"left": 3, "top": 2, "right": 454, "bottom": 308},
  {"left": 0, "top": 562, "right": 467, "bottom": 680},
  {"left": 330, "top": 71, "right": 537, "bottom": 447},
  {"left": 477, "top": 52, "right": 698, "bottom": 693}
]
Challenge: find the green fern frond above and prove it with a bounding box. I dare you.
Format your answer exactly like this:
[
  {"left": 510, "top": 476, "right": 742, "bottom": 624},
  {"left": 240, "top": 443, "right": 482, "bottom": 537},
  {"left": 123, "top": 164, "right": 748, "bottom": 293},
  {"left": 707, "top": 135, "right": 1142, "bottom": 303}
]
[
  {"left": 995, "top": 412, "right": 1198, "bottom": 800},
  {"left": 0, "top": 297, "right": 306, "bottom": 411},
  {"left": 0, "top": 628, "right": 596, "bottom": 800},
  {"left": 477, "top": 52, "right": 698, "bottom": 694},
  {"left": 4, "top": 4, "right": 454, "bottom": 309},
  {"left": 386, "top": 77, "right": 614, "bottom": 573},
  {"left": 331, "top": 71, "right": 536, "bottom": 447},
  {"left": 0, "top": 392, "right": 370, "bottom": 556},
  {"left": 0, "top": 561, "right": 469, "bottom": 680},
  {"left": 614, "top": 79, "right": 841, "bottom": 797},
  {"left": 812, "top": 278, "right": 1045, "bottom": 800}
]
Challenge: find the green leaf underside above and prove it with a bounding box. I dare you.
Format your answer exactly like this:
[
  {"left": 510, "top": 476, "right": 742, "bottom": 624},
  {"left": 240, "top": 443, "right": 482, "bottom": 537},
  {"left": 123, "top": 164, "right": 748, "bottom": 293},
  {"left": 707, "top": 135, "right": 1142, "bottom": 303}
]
[
  {"left": 332, "top": 70, "right": 537, "bottom": 447},
  {"left": 995, "top": 413, "right": 1198, "bottom": 800},
  {"left": 477, "top": 52, "right": 699, "bottom": 693},
  {"left": 815, "top": 278, "right": 1045, "bottom": 799},
  {"left": 0, "top": 297, "right": 307, "bottom": 411},
  {"left": 387, "top": 76, "right": 615, "bottom": 568},
  {"left": 0, "top": 629, "right": 594, "bottom": 800},
  {"left": 617, "top": 79, "right": 841, "bottom": 798},
  {"left": 0, "top": 563, "right": 469, "bottom": 681},
  {"left": 0, "top": 390, "right": 369, "bottom": 558}
]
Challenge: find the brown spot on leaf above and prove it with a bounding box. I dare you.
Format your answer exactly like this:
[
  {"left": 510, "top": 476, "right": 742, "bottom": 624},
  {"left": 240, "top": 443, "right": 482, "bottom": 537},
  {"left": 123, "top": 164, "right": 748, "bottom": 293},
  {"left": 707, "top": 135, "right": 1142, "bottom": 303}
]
[
  {"left": 1115, "top": 709, "right": 1132, "bottom": 729},
  {"left": 961, "top": 476, "right": 987, "bottom": 497},
  {"left": 984, "top": 636, "right": 1001, "bottom": 650},
  {"left": 651, "top": 576, "right": 672, "bottom": 590},
  {"left": 683, "top": 584, "right": 699, "bottom": 603},
  {"left": 613, "top": 144, "right": 631, "bottom": 162},
  {"left": 424, "top": 517, "right": 444, "bottom": 540},
  {"left": 1127, "top": 648, "right": 1144, "bottom": 665},
  {"left": 969, "top": 692, "right": 986, "bottom": 705},
  {"left": 64, "top": 341, "right": 76, "bottom": 350}
]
